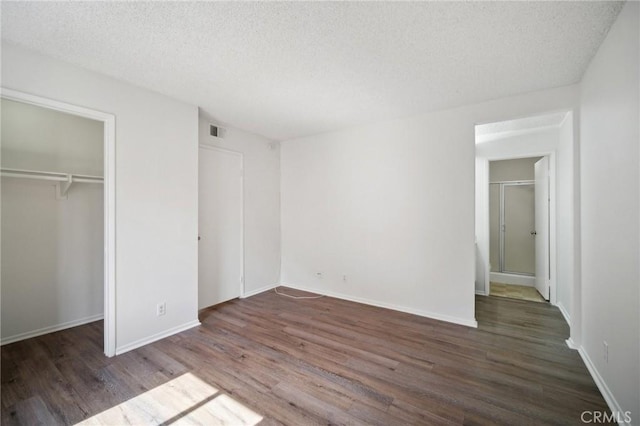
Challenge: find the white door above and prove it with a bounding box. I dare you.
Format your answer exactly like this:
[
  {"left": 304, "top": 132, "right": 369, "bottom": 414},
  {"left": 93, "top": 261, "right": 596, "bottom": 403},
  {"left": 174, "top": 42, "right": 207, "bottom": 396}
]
[
  {"left": 198, "top": 147, "right": 243, "bottom": 309},
  {"left": 534, "top": 157, "right": 550, "bottom": 300}
]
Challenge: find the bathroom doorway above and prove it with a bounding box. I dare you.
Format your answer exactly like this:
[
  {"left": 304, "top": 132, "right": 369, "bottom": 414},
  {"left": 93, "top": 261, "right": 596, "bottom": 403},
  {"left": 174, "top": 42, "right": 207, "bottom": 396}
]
[{"left": 489, "top": 157, "right": 547, "bottom": 302}]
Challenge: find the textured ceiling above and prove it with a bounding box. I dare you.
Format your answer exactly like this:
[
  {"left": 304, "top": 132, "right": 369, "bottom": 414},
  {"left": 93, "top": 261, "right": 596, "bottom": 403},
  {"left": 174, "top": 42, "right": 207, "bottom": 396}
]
[{"left": 1, "top": 2, "right": 623, "bottom": 141}]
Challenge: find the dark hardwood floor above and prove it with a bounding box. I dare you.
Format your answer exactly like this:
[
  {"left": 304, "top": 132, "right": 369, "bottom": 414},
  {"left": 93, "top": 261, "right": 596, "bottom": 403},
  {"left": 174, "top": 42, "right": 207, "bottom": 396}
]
[{"left": 1, "top": 287, "right": 611, "bottom": 425}]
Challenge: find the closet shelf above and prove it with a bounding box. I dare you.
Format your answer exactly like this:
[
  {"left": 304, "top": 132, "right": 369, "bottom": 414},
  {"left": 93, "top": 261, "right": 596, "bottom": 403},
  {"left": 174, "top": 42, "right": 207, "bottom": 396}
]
[{"left": 1, "top": 168, "right": 103, "bottom": 198}]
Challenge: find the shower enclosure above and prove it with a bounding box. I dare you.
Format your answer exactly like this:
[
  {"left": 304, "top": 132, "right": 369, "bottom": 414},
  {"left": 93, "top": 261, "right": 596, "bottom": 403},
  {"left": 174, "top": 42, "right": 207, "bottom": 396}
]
[{"left": 489, "top": 181, "right": 536, "bottom": 277}]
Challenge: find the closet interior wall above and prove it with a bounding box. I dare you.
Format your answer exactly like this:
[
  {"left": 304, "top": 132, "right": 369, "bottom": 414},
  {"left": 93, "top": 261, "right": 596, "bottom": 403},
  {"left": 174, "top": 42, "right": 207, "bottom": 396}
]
[{"left": 1, "top": 98, "right": 104, "bottom": 344}]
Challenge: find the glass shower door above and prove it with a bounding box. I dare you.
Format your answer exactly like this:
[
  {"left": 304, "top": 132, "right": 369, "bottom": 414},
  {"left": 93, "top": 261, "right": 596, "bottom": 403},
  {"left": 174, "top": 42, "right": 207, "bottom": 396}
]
[{"left": 502, "top": 183, "right": 535, "bottom": 275}]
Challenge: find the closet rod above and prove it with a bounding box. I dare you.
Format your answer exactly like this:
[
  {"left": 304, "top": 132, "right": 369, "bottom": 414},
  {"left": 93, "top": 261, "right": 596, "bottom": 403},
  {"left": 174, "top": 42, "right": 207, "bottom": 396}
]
[
  {"left": 1, "top": 168, "right": 103, "bottom": 183},
  {"left": 1, "top": 168, "right": 103, "bottom": 198},
  {"left": 489, "top": 180, "right": 534, "bottom": 185}
]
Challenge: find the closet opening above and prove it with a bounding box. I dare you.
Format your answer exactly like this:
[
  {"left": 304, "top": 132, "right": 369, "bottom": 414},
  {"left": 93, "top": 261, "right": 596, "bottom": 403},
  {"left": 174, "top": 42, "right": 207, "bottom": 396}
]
[{"left": 0, "top": 89, "right": 116, "bottom": 356}]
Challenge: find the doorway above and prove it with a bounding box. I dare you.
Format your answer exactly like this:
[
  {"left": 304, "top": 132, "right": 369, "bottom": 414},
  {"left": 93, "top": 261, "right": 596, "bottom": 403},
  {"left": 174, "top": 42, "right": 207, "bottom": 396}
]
[
  {"left": 474, "top": 112, "right": 569, "bottom": 309},
  {"left": 475, "top": 111, "right": 576, "bottom": 342},
  {"left": 198, "top": 145, "right": 244, "bottom": 309},
  {"left": 0, "top": 88, "right": 116, "bottom": 356},
  {"left": 488, "top": 156, "right": 549, "bottom": 302}
]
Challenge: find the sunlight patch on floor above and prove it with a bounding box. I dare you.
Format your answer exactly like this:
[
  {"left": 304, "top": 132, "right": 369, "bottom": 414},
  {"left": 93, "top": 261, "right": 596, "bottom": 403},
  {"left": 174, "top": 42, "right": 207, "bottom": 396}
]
[
  {"left": 490, "top": 282, "right": 546, "bottom": 303},
  {"left": 75, "top": 372, "right": 263, "bottom": 425}
]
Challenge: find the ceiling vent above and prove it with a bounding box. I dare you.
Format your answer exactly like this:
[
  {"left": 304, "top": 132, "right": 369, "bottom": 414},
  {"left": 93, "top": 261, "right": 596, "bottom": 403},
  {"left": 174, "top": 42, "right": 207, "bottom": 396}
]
[{"left": 210, "top": 124, "right": 221, "bottom": 138}]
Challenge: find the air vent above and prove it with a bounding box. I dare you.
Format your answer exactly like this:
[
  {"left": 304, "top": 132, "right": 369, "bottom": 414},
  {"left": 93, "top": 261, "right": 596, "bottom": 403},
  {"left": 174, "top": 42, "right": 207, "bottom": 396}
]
[{"left": 210, "top": 124, "right": 219, "bottom": 137}]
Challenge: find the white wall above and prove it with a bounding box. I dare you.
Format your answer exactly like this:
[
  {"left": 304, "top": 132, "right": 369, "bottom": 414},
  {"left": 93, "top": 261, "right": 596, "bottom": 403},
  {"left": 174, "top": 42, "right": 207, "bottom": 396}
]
[
  {"left": 475, "top": 157, "right": 489, "bottom": 294},
  {"left": 476, "top": 127, "right": 559, "bottom": 159},
  {"left": 1, "top": 180, "right": 104, "bottom": 341},
  {"left": 281, "top": 85, "right": 578, "bottom": 327},
  {"left": 579, "top": 1, "right": 639, "bottom": 418},
  {"left": 1, "top": 100, "right": 104, "bottom": 343},
  {"left": 1, "top": 98, "right": 104, "bottom": 175},
  {"left": 198, "top": 111, "right": 281, "bottom": 296},
  {"left": 490, "top": 157, "right": 540, "bottom": 181},
  {"left": 2, "top": 43, "right": 200, "bottom": 353},
  {"left": 556, "top": 112, "right": 574, "bottom": 323},
  {"left": 281, "top": 111, "right": 477, "bottom": 326}
]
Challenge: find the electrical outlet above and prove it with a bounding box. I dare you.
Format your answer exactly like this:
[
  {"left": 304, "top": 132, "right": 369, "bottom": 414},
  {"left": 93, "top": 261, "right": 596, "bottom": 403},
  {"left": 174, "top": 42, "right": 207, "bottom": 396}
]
[
  {"left": 157, "top": 302, "right": 166, "bottom": 316},
  {"left": 603, "top": 341, "right": 608, "bottom": 363}
]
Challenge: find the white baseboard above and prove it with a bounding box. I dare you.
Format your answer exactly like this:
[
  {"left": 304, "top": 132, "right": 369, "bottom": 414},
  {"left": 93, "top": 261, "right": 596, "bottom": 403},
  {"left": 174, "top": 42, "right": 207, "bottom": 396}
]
[
  {"left": 241, "top": 283, "right": 278, "bottom": 299},
  {"left": 475, "top": 290, "right": 488, "bottom": 296},
  {"left": 556, "top": 302, "right": 571, "bottom": 326},
  {"left": 577, "top": 345, "right": 628, "bottom": 425},
  {"left": 1, "top": 313, "right": 104, "bottom": 345},
  {"left": 490, "top": 272, "right": 535, "bottom": 287},
  {"left": 281, "top": 283, "right": 478, "bottom": 328},
  {"left": 115, "top": 320, "right": 201, "bottom": 355},
  {"left": 565, "top": 338, "right": 578, "bottom": 350}
]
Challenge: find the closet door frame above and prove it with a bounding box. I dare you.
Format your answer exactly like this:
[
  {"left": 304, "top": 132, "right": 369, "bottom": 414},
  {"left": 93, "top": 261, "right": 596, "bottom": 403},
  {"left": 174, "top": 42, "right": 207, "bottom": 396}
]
[{"left": 1, "top": 88, "right": 117, "bottom": 357}]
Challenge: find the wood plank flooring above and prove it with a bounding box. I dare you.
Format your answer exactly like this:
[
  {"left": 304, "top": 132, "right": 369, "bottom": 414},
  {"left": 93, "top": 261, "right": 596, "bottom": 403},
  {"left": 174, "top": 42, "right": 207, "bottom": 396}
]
[
  {"left": 489, "top": 283, "right": 546, "bottom": 303},
  {"left": 1, "top": 287, "right": 612, "bottom": 425}
]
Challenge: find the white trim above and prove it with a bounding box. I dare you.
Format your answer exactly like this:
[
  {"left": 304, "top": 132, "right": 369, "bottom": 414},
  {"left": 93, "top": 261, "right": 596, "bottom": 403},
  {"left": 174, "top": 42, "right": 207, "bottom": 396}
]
[
  {"left": 241, "top": 283, "right": 279, "bottom": 299},
  {"left": 490, "top": 272, "right": 535, "bottom": 287},
  {"left": 104, "top": 113, "right": 116, "bottom": 357},
  {"left": 198, "top": 144, "right": 245, "bottom": 300},
  {"left": 1, "top": 314, "right": 104, "bottom": 346},
  {"left": 475, "top": 290, "right": 489, "bottom": 296},
  {"left": 282, "top": 283, "right": 478, "bottom": 328},
  {"left": 1, "top": 88, "right": 117, "bottom": 357},
  {"left": 556, "top": 302, "right": 571, "bottom": 326},
  {"left": 478, "top": 158, "right": 491, "bottom": 296},
  {"left": 569, "top": 110, "right": 582, "bottom": 348},
  {"left": 115, "top": 320, "right": 201, "bottom": 355},
  {"left": 548, "top": 153, "right": 558, "bottom": 305},
  {"left": 565, "top": 338, "right": 578, "bottom": 350},
  {"left": 1, "top": 88, "right": 112, "bottom": 122},
  {"left": 199, "top": 144, "right": 242, "bottom": 157},
  {"left": 490, "top": 179, "right": 535, "bottom": 185},
  {"left": 576, "top": 346, "right": 628, "bottom": 425},
  {"left": 476, "top": 124, "right": 564, "bottom": 144}
]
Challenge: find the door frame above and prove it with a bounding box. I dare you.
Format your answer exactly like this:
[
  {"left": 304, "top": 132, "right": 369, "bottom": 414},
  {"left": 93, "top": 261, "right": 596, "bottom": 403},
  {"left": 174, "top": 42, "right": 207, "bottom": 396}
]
[
  {"left": 534, "top": 156, "right": 551, "bottom": 300},
  {"left": 479, "top": 152, "right": 557, "bottom": 305},
  {"left": 198, "top": 144, "right": 245, "bottom": 301},
  {"left": 1, "top": 88, "right": 117, "bottom": 356}
]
